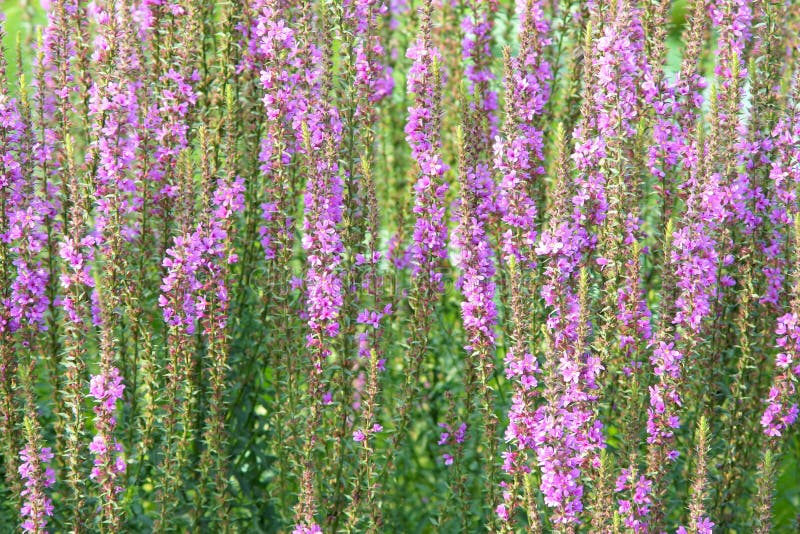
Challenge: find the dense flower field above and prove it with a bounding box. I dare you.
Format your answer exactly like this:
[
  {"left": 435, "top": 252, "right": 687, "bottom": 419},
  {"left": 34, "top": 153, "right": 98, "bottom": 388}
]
[{"left": 0, "top": 0, "right": 799, "bottom": 532}]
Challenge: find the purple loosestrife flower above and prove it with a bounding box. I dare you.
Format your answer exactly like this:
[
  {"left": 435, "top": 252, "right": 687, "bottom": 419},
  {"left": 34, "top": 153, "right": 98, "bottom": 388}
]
[
  {"left": 676, "top": 517, "right": 715, "bottom": 534},
  {"left": 29, "top": 18, "right": 63, "bottom": 261},
  {"left": 454, "top": 5, "right": 503, "bottom": 522},
  {"left": 646, "top": 143, "right": 723, "bottom": 473},
  {"left": 656, "top": 26, "right": 736, "bottom": 444},
  {"left": 147, "top": 68, "right": 199, "bottom": 204},
  {"left": 0, "top": 88, "right": 49, "bottom": 334},
  {"left": 0, "top": 73, "right": 25, "bottom": 212},
  {"left": 707, "top": 0, "right": 752, "bottom": 199},
  {"left": 762, "top": 238, "right": 800, "bottom": 437},
  {"left": 352, "top": 245, "right": 390, "bottom": 447},
  {"left": 744, "top": 11, "right": 796, "bottom": 312},
  {"left": 159, "top": 234, "right": 211, "bottom": 335},
  {"left": 255, "top": 11, "right": 343, "bottom": 531},
  {"left": 615, "top": 243, "right": 653, "bottom": 363},
  {"left": 157, "top": 171, "right": 243, "bottom": 529},
  {"left": 85, "top": 11, "right": 143, "bottom": 515},
  {"left": 438, "top": 421, "right": 467, "bottom": 466},
  {"left": 160, "top": 178, "right": 245, "bottom": 335},
  {"left": 761, "top": 91, "right": 800, "bottom": 306},
  {"left": 649, "top": 0, "right": 706, "bottom": 213},
  {"left": 670, "top": 166, "right": 727, "bottom": 333},
  {"left": 762, "top": 368, "right": 800, "bottom": 438},
  {"left": 612, "top": 250, "right": 654, "bottom": 530},
  {"left": 615, "top": 469, "right": 653, "bottom": 533},
  {"left": 501, "top": 347, "right": 540, "bottom": 455},
  {"left": 453, "top": 160, "right": 499, "bottom": 513},
  {"left": 574, "top": 2, "right": 654, "bottom": 230},
  {"left": 301, "top": 123, "right": 345, "bottom": 349},
  {"left": 534, "top": 216, "right": 602, "bottom": 525},
  {"left": 529, "top": 298, "right": 604, "bottom": 524},
  {"left": 87, "top": 367, "right": 126, "bottom": 494},
  {"left": 453, "top": 162, "right": 497, "bottom": 361},
  {"left": 133, "top": 0, "right": 198, "bottom": 215},
  {"left": 58, "top": 235, "right": 96, "bottom": 324},
  {"left": 36, "top": 0, "right": 80, "bottom": 164},
  {"left": 37, "top": 4, "right": 64, "bottom": 120},
  {"left": 646, "top": 341, "right": 683, "bottom": 450},
  {"left": 642, "top": 7, "right": 753, "bottom": 524},
  {"left": 0, "top": 38, "right": 50, "bottom": 336},
  {"left": 461, "top": 0, "right": 499, "bottom": 139},
  {"left": 18, "top": 445, "right": 55, "bottom": 533},
  {"left": 86, "top": 0, "right": 145, "bottom": 266},
  {"left": 494, "top": 18, "right": 552, "bottom": 508},
  {"left": 533, "top": 157, "right": 594, "bottom": 522},
  {"left": 614, "top": 251, "right": 653, "bottom": 526},
  {"left": 649, "top": 81, "right": 682, "bottom": 192},
  {"left": 256, "top": 3, "right": 328, "bottom": 154},
  {"left": 702, "top": 1, "right": 754, "bottom": 266},
  {"left": 292, "top": 524, "right": 323, "bottom": 534},
  {"left": 0, "top": 33, "right": 28, "bottom": 501},
  {"left": 208, "top": 177, "right": 246, "bottom": 331},
  {"left": 87, "top": 75, "right": 141, "bottom": 237},
  {"left": 342, "top": 6, "right": 392, "bottom": 515},
  {"left": 641, "top": 145, "right": 725, "bottom": 532},
  {"left": 297, "top": 23, "right": 345, "bottom": 350},
  {"left": 290, "top": 5, "right": 345, "bottom": 359},
  {"left": 495, "top": 0, "right": 551, "bottom": 266},
  {"left": 7, "top": 206, "right": 50, "bottom": 332},
  {"left": 406, "top": 13, "right": 449, "bottom": 295},
  {"left": 709, "top": 0, "right": 752, "bottom": 82},
  {"left": 251, "top": 1, "right": 302, "bottom": 261},
  {"left": 350, "top": 0, "right": 394, "bottom": 107},
  {"left": 529, "top": 3, "right": 657, "bottom": 525}
]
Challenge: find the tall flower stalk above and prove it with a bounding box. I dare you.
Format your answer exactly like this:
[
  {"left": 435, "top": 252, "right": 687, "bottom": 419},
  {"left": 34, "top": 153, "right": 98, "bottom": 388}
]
[
  {"left": 495, "top": 1, "right": 551, "bottom": 528},
  {"left": 380, "top": 0, "right": 449, "bottom": 492}
]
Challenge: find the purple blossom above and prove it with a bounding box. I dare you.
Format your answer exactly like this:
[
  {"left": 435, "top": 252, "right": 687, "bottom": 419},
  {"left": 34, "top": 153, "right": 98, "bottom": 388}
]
[
  {"left": 0, "top": 84, "right": 50, "bottom": 334},
  {"left": 293, "top": 523, "right": 323, "bottom": 534},
  {"left": 302, "top": 140, "right": 345, "bottom": 342},
  {"left": 437, "top": 421, "right": 467, "bottom": 467},
  {"left": 350, "top": 0, "right": 394, "bottom": 106},
  {"left": 497, "top": 7, "right": 551, "bottom": 509},
  {"left": 454, "top": 163, "right": 497, "bottom": 355},
  {"left": 676, "top": 516, "right": 715, "bottom": 534},
  {"left": 461, "top": 0, "right": 499, "bottom": 138},
  {"left": 87, "top": 367, "right": 126, "bottom": 494},
  {"left": 527, "top": 2, "right": 659, "bottom": 524},
  {"left": 495, "top": 0, "right": 551, "bottom": 267},
  {"left": 762, "top": 312, "right": 800, "bottom": 437},
  {"left": 86, "top": 0, "right": 145, "bottom": 251},
  {"left": 18, "top": 445, "right": 55, "bottom": 533},
  {"left": 760, "top": 92, "right": 800, "bottom": 306},
  {"left": 405, "top": 16, "right": 449, "bottom": 295},
  {"left": 251, "top": 1, "right": 304, "bottom": 261},
  {"left": 615, "top": 469, "right": 652, "bottom": 532},
  {"left": 531, "top": 286, "right": 603, "bottom": 524},
  {"left": 160, "top": 178, "right": 245, "bottom": 334}
]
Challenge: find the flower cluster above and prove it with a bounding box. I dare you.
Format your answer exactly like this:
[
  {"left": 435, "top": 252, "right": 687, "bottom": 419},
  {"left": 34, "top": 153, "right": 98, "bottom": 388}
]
[
  {"left": 0, "top": 87, "right": 50, "bottom": 333},
  {"left": 87, "top": 367, "right": 126, "bottom": 493},
  {"left": 438, "top": 421, "right": 467, "bottom": 466},
  {"left": 762, "top": 311, "right": 800, "bottom": 437},
  {"left": 406, "top": 11, "right": 449, "bottom": 295},
  {"left": 160, "top": 178, "right": 245, "bottom": 334},
  {"left": 494, "top": 0, "right": 551, "bottom": 266},
  {"left": 18, "top": 445, "right": 55, "bottom": 533}
]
